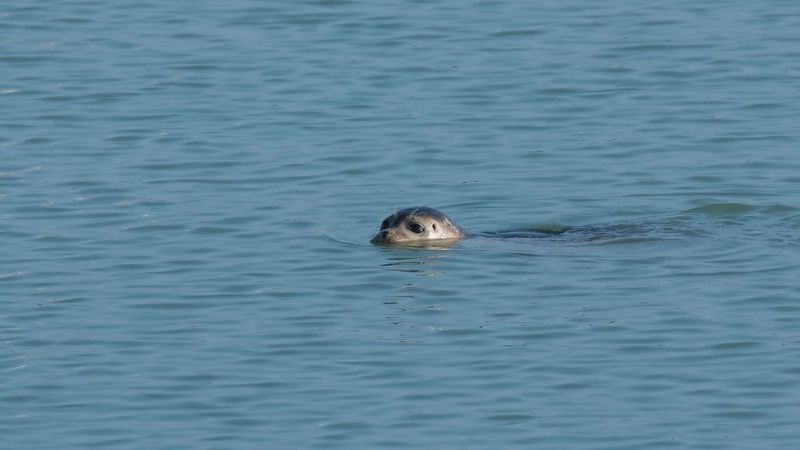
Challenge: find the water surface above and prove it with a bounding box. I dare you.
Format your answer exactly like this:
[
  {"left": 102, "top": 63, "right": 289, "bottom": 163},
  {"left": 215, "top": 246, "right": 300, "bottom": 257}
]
[{"left": 2, "top": 1, "right": 800, "bottom": 449}]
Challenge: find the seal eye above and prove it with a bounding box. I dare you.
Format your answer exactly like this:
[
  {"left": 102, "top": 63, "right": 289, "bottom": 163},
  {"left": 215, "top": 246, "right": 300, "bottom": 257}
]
[
  {"left": 408, "top": 223, "right": 425, "bottom": 234},
  {"left": 380, "top": 220, "right": 389, "bottom": 230}
]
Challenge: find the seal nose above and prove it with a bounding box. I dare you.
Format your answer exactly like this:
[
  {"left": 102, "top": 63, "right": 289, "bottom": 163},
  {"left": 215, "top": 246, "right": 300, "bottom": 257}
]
[{"left": 371, "top": 230, "right": 389, "bottom": 244}]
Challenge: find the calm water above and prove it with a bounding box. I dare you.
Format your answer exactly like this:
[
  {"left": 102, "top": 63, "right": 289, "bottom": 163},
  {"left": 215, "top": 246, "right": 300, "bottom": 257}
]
[{"left": 2, "top": 0, "right": 800, "bottom": 448}]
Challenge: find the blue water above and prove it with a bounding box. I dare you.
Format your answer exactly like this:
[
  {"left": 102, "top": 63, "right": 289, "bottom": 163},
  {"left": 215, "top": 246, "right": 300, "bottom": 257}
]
[{"left": 2, "top": 1, "right": 800, "bottom": 449}]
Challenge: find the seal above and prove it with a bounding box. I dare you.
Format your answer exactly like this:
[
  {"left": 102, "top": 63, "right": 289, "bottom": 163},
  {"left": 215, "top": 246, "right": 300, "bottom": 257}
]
[
  {"left": 371, "top": 207, "right": 467, "bottom": 245},
  {"left": 370, "top": 206, "right": 594, "bottom": 247},
  {"left": 371, "top": 207, "right": 648, "bottom": 247}
]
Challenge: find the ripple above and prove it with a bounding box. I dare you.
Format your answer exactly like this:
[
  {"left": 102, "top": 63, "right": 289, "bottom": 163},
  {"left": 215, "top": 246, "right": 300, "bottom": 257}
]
[{"left": 685, "top": 203, "right": 758, "bottom": 215}]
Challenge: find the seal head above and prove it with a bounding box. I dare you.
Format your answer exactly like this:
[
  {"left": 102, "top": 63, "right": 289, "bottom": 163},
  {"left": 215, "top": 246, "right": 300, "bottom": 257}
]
[{"left": 371, "top": 207, "right": 467, "bottom": 245}]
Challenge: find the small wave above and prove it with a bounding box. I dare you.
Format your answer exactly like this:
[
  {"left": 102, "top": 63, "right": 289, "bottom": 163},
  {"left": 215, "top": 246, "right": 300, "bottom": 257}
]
[{"left": 685, "top": 203, "right": 757, "bottom": 215}]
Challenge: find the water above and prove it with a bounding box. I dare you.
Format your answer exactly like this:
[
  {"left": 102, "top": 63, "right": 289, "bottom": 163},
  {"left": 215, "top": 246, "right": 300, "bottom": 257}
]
[{"left": 2, "top": 0, "right": 799, "bottom": 448}]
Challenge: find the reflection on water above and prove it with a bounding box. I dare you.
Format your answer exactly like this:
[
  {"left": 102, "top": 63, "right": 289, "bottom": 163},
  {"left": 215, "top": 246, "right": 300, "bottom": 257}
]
[{"left": 379, "top": 253, "right": 453, "bottom": 275}]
